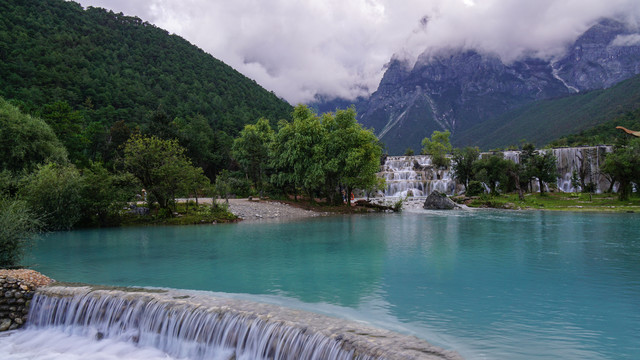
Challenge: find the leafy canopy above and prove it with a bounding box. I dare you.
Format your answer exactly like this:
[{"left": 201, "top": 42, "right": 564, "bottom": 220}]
[
  {"left": 0, "top": 97, "right": 67, "bottom": 173},
  {"left": 421, "top": 130, "right": 452, "bottom": 168},
  {"left": 602, "top": 138, "right": 640, "bottom": 200},
  {"left": 123, "top": 135, "right": 209, "bottom": 210}
]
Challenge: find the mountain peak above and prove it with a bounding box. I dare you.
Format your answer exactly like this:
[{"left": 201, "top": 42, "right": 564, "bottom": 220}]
[{"left": 349, "top": 18, "right": 640, "bottom": 154}]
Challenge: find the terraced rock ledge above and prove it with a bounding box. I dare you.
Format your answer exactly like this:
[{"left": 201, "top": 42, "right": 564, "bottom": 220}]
[{"left": 32, "top": 284, "right": 463, "bottom": 360}]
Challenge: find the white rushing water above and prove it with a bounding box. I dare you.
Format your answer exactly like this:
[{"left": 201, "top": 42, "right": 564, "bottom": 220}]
[
  {"left": 0, "top": 286, "right": 457, "bottom": 360},
  {"left": 0, "top": 328, "right": 179, "bottom": 360},
  {"left": 380, "top": 155, "right": 459, "bottom": 197}
]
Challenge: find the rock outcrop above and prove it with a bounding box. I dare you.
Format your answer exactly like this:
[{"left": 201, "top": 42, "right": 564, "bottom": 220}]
[{"left": 423, "top": 190, "right": 459, "bottom": 210}]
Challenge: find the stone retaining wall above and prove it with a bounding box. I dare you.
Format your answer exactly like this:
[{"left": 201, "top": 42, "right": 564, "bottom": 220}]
[
  {"left": 0, "top": 275, "right": 33, "bottom": 331},
  {"left": 0, "top": 270, "right": 53, "bottom": 332}
]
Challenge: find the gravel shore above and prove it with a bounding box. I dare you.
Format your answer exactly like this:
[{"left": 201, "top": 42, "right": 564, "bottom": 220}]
[
  {"left": 182, "top": 198, "right": 330, "bottom": 222},
  {"left": 0, "top": 269, "right": 54, "bottom": 287}
]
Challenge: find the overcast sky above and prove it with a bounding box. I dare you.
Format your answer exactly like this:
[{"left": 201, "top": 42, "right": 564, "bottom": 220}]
[{"left": 76, "top": 0, "right": 640, "bottom": 104}]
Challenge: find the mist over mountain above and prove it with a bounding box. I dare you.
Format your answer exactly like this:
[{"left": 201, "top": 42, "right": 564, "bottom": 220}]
[{"left": 317, "top": 18, "right": 640, "bottom": 154}]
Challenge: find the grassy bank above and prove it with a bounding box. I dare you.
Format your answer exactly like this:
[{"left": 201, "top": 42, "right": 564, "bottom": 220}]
[
  {"left": 120, "top": 202, "right": 238, "bottom": 226},
  {"left": 462, "top": 192, "right": 640, "bottom": 212}
]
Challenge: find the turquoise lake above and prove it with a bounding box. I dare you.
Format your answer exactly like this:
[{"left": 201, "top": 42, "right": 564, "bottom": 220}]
[{"left": 26, "top": 210, "right": 640, "bottom": 359}]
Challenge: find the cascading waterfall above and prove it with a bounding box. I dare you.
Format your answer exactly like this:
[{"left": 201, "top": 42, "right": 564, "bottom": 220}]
[
  {"left": 380, "top": 156, "right": 459, "bottom": 197},
  {"left": 15, "top": 285, "right": 460, "bottom": 360},
  {"left": 551, "top": 146, "right": 612, "bottom": 193},
  {"left": 380, "top": 146, "right": 613, "bottom": 197}
]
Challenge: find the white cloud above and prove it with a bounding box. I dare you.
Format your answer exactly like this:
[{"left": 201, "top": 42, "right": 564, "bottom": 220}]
[
  {"left": 611, "top": 34, "right": 640, "bottom": 47},
  {"left": 77, "top": 0, "right": 640, "bottom": 104}
]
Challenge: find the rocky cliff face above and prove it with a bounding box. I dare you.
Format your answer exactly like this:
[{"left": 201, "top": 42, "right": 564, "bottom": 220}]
[
  {"left": 354, "top": 18, "right": 640, "bottom": 154},
  {"left": 553, "top": 19, "right": 640, "bottom": 91}
]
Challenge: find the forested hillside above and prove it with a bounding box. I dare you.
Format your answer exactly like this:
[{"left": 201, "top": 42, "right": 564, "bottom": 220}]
[
  {"left": 550, "top": 107, "right": 640, "bottom": 147},
  {"left": 453, "top": 74, "right": 640, "bottom": 150},
  {"left": 0, "top": 0, "right": 292, "bottom": 173}
]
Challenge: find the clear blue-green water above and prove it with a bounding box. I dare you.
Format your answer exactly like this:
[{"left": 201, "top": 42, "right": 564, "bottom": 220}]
[{"left": 26, "top": 210, "right": 640, "bottom": 359}]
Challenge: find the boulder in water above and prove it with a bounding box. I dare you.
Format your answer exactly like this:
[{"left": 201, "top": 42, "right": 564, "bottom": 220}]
[{"left": 423, "top": 190, "right": 459, "bottom": 210}]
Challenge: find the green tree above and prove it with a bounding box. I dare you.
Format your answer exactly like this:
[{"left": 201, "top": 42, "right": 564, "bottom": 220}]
[
  {"left": 451, "top": 146, "right": 480, "bottom": 189},
  {"left": 601, "top": 138, "right": 640, "bottom": 200},
  {"left": 174, "top": 115, "right": 224, "bottom": 179},
  {"left": 214, "top": 169, "right": 233, "bottom": 204},
  {"left": 123, "top": 135, "right": 207, "bottom": 211},
  {"left": 232, "top": 118, "right": 275, "bottom": 197},
  {"left": 39, "top": 101, "right": 88, "bottom": 165},
  {"left": 19, "top": 163, "right": 84, "bottom": 230},
  {"left": 0, "top": 197, "right": 41, "bottom": 268},
  {"left": 529, "top": 150, "right": 559, "bottom": 194},
  {"left": 270, "top": 105, "right": 383, "bottom": 205},
  {"left": 270, "top": 105, "right": 325, "bottom": 200},
  {"left": 0, "top": 97, "right": 67, "bottom": 173},
  {"left": 518, "top": 143, "right": 538, "bottom": 191},
  {"left": 474, "top": 153, "right": 511, "bottom": 195},
  {"left": 421, "top": 130, "right": 452, "bottom": 169},
  {"left": 321, "top": 107, "right": 383, "bottom": 205},
  {"left": 79, "top": 162, "right": 138, "bottom": 227}
]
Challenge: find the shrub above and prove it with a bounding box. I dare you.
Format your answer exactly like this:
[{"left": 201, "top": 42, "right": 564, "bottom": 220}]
[
  {"left": 19, "top": 163, "right": 84, "bottom": 230},
  {"left": 466, "top": 181, "right": 485, "bottom": 196},
  {"left": 0, "top": 198, "right": 41, "bottom": 267}
]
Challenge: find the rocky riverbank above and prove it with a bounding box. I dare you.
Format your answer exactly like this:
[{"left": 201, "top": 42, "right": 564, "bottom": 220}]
[{"left": 0, "top": 269, "right": 53, "bottom": 331}]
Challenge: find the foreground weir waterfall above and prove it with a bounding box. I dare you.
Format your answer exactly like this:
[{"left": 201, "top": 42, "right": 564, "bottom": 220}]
[{"left": 14, "top": 285, "right": 460, "bottom": 360}]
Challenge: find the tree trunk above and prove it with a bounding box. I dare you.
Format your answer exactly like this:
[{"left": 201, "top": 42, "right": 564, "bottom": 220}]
[
  {"left": 538, "top": 178, "right": 545, "bottom": 194},
  {"left": 508, "top": 169, "right": 525, "bottom": 201}
]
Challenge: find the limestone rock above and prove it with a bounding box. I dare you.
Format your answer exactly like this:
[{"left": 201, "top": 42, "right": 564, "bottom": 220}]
[
  {"left": 0, "top": 318, "right": 11, "bottom": 331},
  {"left": 423, "top": 190, "right": 459, "bottom": 210}
]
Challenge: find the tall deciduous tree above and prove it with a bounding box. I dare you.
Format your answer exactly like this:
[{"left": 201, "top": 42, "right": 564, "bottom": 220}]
[
  {"left": 321, "top": 107, "right": 382, "bottom": 205},
  {"left": 602, "top": 138, "right": 640, "bottom": 200},
  {"left": 421, "top": 130, "right": 452, "bottom": 169},
  {"left": 270, "top": 105, "right": 325, "bottom": 200},
  {"left": 451, "top": 146, "right": 480, "bottom": 189},
  {"left": 232, "top": 118, "right": 275, "bottom": 197},
  {"left": 474, "top": 153, "right": 511, "bottom": 195},
  {"left": 270, "top": 105, "right": 383, "bottom": 205},
  {"left": 529, "top": 150, "right": 559, "bottom": 194},
  {"left": 123, "top": 135, "right": 208, "bottom": 211}
]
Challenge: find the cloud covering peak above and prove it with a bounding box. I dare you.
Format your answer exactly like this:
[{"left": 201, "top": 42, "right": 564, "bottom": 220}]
[{"left": 78, "top": 0, "right": 640, "bottom": 104}]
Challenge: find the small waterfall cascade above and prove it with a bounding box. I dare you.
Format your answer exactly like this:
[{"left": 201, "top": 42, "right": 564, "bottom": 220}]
[
  {"left": 379, "top": 155, "right": 460, "bottom": 197},
  {"left": 379, "top": 146, "right": 613, "bottom": 196},
  {"left": 23, "top": 285, "right": 460, "bottom": 360},
  {"left": 551, "top": 146, "right": 612, "bottom": 193}
]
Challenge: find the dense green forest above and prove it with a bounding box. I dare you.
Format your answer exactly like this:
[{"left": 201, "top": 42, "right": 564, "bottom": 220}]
[
  {"left": 454, "top": 74, "right": 640, "bottom": 150},
  {"left": 0, "top": 0, "right": 292, "bottom": 174},
  {"left": 549, "top": 108, "right": 640, "bottom": 147}
]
